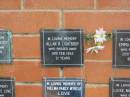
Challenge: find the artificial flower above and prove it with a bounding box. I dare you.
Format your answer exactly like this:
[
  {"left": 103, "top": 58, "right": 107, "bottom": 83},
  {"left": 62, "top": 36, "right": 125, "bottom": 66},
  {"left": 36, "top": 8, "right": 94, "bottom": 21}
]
[
  {"left": 86, "top": 46, "right": 104, "bottom": 54},
  {"left": 94, "top": 28, "right": 106, "bottom": 44}
]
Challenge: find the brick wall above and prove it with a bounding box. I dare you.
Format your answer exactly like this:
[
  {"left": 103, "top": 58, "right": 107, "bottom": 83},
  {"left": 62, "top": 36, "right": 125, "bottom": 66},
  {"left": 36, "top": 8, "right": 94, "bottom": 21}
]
[{"left": 0, "top": 0, "right": 130, "bottom": 97}]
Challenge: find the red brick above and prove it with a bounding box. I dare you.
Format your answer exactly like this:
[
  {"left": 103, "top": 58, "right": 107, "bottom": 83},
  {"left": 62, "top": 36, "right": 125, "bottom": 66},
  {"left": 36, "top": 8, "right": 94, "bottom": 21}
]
[
  {"left": 85, "top": 61, "right": 130, "bottom": 83},
  {"left": 87, "top": 87, "right": 108, "bottom": 97},
  {"left": 25, "top": 0, "right": 94, "bottom": 9},
  {"left": 16, "top": 85, "right": 42, "bottom": 97},
  {"left": 97, "top": 0, "right": 130, "bottom": 9},
  {"left": 113, "top": 68, "right": 130, "bottom": 78},
  {"left": 0, "top": 61, "right": 59, "bottom": 82},
  {"left": 64, "top": 12, "right": 130, "bottom": 33},
  {"left": 0, "top": 12, "right": 59, "bottom": 33},
  {"left": 63, "top": 67, "right": 85, "bottom": 78},
  {"left": 13, "top": 36, "right": 40, "bottom": 58},
  {"left": 85, "top": 62, "right": 112, "bottom": 83},
  {"left": 42, "top": 67, "right": 60, "bottom": 78},
  {"left": 0, "top": 0, "right": 20, "bottom": 9}
]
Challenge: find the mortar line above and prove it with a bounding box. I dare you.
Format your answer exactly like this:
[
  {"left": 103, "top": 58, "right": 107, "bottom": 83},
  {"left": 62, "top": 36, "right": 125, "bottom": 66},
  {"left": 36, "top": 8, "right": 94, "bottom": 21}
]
[
  {"left": 13, "top": 34, "right": 40, "bottom": 37},
  {"left": 59, "top": 9, "right": 64, "bottom": 77},
  {"left": 85, "top": 59, "right": 112, "bottom": 62},
  {"left": 86, "top": 83, "right": 109, "bottom": 88},
  {"left": 0, "top": 9, "right": 60, "bottom": 12},
  {"left": 16, "top": 82, "right": 42, "bottom": 86},
  {"left": 61, "top": 9, "right": 64, "bottom": 28},
  {"left": 59, "top": 67, "right": 64, "bottom": 77},
  {"left": 1, "top": 9, "right": 130, "bottom": 12},
  {"left": 20, "top": 0, "right": 24, "bottom": 10},
  {"left": 15, "top": 82, "right": 109, "bottom": 88},
  {"left": 13, "top": 58, "right": 40, "bottom": 62},
  {"left": 13, "top": 59, "right": 112, "bottom": 62},
  {"left": 94, "top": 0, "right": 97, "bottom": 9},
  {"left": 13, "top": 32, "right": 110, "bottom": 37},
  {"left": 13, "top": 32, "right": 39, "bottom": 34},
  {"left": 59, "top": 9, "right": 64, "bottom": 28},
  {"left": 64, "top": 9, "right": 130, "bottom": 12}
]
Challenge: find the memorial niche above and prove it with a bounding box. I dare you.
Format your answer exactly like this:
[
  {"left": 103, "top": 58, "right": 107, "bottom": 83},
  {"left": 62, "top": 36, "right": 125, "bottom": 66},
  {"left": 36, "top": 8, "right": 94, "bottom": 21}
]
[
  {"left": 113, "top": 30, "right": 130, "bottom": 68},
  {"left": 40, "top": 29, "right": 84, "bottom": 66},
  {"left": 0, "top": 78, "right": 15, "bottom": 97},
  {"left": 0, "top": 29, "right": 12, "bottom": 64},
  {"left": 110, "top": 78, "right": 130, "bottom": 97},
  {"left": 44, "top": 78, "right": 84, "bottom": 97}
]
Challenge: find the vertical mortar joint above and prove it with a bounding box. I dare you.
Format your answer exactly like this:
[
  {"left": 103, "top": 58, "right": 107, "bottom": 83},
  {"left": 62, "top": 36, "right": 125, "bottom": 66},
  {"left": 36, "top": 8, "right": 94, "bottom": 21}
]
[
  {"left": 21, "top": 0, "right": 24, "bottom": 10},
  {"left": 94, "top": 0, "right": 97, "bottom": 9},
  {"left": 59, "top": 9, "right": 64, "bottom": 28},
  {"left": 59, "top": 67, "right": 64, "bottom": 77}
]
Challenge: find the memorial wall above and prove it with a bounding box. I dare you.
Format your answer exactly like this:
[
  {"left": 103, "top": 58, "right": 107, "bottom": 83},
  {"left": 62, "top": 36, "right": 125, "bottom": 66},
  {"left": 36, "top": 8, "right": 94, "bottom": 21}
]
[{"left": 0, "top": 0, "right": 130, "bottom": 97}]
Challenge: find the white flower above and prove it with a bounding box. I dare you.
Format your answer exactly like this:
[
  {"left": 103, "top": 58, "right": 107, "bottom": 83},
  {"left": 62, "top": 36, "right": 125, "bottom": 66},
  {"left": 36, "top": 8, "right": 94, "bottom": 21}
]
[
  {"left": 94, "top": 28, "right": 106, "bottom": 44},
  {"left": 86, "top": 46, "right": 104, "bottom": 54}
]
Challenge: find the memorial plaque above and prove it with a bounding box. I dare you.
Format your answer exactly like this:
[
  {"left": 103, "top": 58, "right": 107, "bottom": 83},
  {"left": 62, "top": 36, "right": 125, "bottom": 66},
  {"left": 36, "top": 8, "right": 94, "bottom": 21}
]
[
  {"left": 113, "top": 30, "right": 130, "bottom": 68},
  {"left": 0, "top": 78, "right": 15, "bottom": 97},
  {"left": 110, "top": 78, "right": 130, "bottom": 97},
  {"left": 0, "top": 29, "right": 12, "bottom": 64},
  {"left": 41, "top": 29, "right": 84, "bottom": 66},
  {"left": 44, "top": 78, "right": 84, "bottom": 97}
]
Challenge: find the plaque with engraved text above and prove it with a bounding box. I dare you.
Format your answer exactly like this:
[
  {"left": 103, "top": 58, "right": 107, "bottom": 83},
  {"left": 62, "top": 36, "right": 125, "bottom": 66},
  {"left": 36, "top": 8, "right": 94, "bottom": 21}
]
[
  {"left": 41, "top": 29, "right": 84, "bottom": 66},
  {"left": 110, "top": 78, "right": 130, "bottom": 97},
  {"left": 44, "top": 78, "right": 84, "bottom": 97},
  {"left": 113, "top": 30, "right": 130, "bottom": 68},
  {"left": 0, "top": 78, "right": 15, "bottom": 97},
  {"left": 0, "top": 29, "right": 12, "bottom": 64}
]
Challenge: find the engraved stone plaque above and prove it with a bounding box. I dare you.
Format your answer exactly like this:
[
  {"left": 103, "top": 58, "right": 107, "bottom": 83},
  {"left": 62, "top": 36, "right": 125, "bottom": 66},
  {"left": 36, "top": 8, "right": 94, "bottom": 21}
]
[
  {"left": 110, "top": 78, "right": 130, "bottom": 97},
  {"left": 41, "top": 29, "right": 84, "bottom": 66},
  {"left": 0, "top": 29, "right": 12, "bottom": 64},
  {"left": 44, "top": 78, "right": 84, "bottom": 97},
  {"left": 113, "top": 30, "right": 130, "bottom": 68},
  {"left": 0, "top": 78, "right": 15, "bottom": 97}
]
